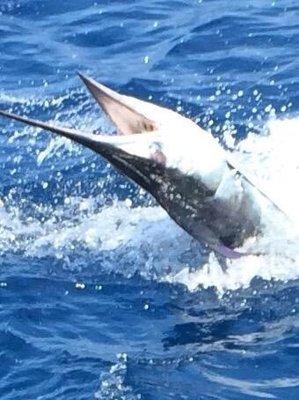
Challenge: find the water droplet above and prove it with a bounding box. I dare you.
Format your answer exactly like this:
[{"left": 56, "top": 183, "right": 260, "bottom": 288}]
[
  {"left": 264, "top": 104, "right": 272, "bottom": 113},
  {"left": 75, "top": 282, "right": 86, "bottom": 290}
]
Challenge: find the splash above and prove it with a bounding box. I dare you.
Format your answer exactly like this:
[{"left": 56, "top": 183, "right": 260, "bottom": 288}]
[
  {"left": 95, "top": 353, "right": 141, "bottom": 400},
  {"left": 1, "top": 112, "right": 298, "bottom": 293},
  {"left": 167, "top": 117, "right": 299, "bottom": 293}
]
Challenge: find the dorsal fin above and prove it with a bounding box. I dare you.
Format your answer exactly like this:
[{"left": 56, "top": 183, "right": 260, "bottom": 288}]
[{"left": 78, "top": 73, "right": 156, "bottom": 135}]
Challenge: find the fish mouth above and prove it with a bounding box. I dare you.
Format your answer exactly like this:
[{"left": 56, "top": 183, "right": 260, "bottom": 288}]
[
  {"left": 0, "top": 74, "right": 165, "bottom": 192},
  {"left": 78, "top": 72, "right": 157, "bottom": 135}
]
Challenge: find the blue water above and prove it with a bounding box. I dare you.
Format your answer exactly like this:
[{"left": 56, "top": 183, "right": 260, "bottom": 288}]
[{"left": 0, "top": 1, "right": 298, "bottom": 399}]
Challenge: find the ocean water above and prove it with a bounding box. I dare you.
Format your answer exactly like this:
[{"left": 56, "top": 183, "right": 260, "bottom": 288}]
[{"left": 0, "top": 0, "right": 298, "bottom": 399}]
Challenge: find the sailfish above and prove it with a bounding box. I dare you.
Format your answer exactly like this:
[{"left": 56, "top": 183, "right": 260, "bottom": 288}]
[{"left": 0, "top": 74, "right": 286, "bottom": 259}]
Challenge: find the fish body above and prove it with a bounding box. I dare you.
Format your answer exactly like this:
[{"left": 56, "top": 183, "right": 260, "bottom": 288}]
[{"left": 0, "top": 74, "right": 284, "bottom": 258}]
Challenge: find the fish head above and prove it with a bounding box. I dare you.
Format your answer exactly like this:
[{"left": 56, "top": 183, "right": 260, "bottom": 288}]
[{"left": 79, "top": 74, "right": 226, "bottom": 192}]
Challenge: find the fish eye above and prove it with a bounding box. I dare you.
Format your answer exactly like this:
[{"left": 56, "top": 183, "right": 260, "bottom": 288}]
[{"left": 141, "top": 121, "right": 155, "bottom": 132}]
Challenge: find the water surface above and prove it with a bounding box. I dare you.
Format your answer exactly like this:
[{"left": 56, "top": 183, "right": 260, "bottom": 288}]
[{"left": 0, "top": 1, "right": 298, "bottom": 399}]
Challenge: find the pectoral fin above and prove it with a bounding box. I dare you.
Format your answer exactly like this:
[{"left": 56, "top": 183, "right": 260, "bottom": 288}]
[{"left": 226, "top": 158, "right": 290, "bottom": 220}]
